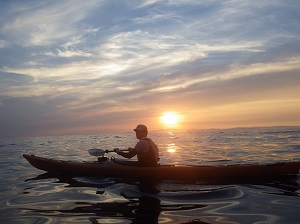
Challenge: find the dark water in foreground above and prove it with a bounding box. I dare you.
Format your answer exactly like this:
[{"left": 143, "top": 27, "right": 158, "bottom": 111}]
[{"left": 0, "top": 127, "right": 300, "bottom": 223}]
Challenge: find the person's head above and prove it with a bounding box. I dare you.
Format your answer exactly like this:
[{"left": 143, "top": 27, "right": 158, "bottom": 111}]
[{"left": 134, "top": 124, "right": 148, "bottom": 139}]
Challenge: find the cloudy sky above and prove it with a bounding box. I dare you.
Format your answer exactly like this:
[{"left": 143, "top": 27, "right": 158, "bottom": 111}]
[{"left": 0, "top": 0, "right": 300, "bottom": 136}]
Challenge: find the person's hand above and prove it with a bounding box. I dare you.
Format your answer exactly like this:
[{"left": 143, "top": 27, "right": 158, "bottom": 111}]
[{"left": 114, "top": 148, "right": 121, "bottom": 154}]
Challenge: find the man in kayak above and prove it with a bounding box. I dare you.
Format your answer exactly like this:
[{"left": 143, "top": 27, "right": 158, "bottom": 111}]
[{"left": 114, "top": 124, "right": 159, "bottom": 167}]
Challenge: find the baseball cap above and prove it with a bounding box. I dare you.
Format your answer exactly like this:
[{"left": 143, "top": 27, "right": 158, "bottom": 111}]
[{"left": 134, "top": 124, "right": 148, "bottom": 132}]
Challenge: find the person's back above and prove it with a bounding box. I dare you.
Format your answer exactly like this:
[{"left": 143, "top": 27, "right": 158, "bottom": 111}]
[{"left": 135, "top": 137, "right": 159, "bottom": 166}]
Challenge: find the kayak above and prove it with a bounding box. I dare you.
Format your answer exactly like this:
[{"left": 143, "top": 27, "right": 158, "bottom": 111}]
[{"left": 23, "top": 154, "right": 300, "bottom": 180}]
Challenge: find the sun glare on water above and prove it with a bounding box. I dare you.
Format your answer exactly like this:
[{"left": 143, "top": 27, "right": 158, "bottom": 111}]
[{"left": 161, "top": 112, "right": 180, "bottom": 127}]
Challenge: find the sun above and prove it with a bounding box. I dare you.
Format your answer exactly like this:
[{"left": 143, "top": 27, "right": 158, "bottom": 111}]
[{"left": 161, "top": 112, "right": 180, "bottom": 126}]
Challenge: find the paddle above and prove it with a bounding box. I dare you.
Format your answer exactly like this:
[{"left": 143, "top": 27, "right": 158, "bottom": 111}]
[{"left": 88, "top": 148, "right": 129, "bottom": 157}]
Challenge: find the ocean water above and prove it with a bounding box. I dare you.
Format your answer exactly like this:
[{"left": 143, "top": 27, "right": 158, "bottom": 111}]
[{"left": 0, "top": 126, "right": 300, "bottom": 224}]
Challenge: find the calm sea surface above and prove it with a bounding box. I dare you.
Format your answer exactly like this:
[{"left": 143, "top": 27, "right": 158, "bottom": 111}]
[{"left": 0, "top": 127, "right": 300, "bottom": 224}]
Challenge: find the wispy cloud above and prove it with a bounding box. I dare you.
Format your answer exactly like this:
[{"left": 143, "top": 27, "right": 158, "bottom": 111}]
[
  {"left": 0, "top": 39, "right": 8, "bottom": 48},
  {"left": 1, "top": 0, "right": 101, "bottom": 46}
]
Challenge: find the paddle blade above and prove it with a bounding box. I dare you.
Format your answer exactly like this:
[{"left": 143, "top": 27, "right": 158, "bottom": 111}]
[{"left": 88, "top": 148, "right": 106, "bottom": 157}]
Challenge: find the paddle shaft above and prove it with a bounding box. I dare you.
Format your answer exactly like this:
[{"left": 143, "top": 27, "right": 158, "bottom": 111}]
[
  {"left": 88, "top": 148, "right": 131, "bottom": 157},
  {"left": 105, "top": 149, "right": 130, "bottom": 153}
]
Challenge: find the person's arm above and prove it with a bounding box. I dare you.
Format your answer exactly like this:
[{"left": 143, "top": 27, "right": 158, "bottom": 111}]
[{"left": 115, "top": 147, "right": 137, "bottom": 158}]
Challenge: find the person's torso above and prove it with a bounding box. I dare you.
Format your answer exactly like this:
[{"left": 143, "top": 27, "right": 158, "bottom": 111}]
[{"left": 135, "top": 138, "right": 159, "bottom": 166}]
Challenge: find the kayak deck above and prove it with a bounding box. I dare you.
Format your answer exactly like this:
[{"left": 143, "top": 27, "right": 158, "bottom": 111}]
[{"left": 23, "top": 154, "right": 300, "bottom": 180}]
